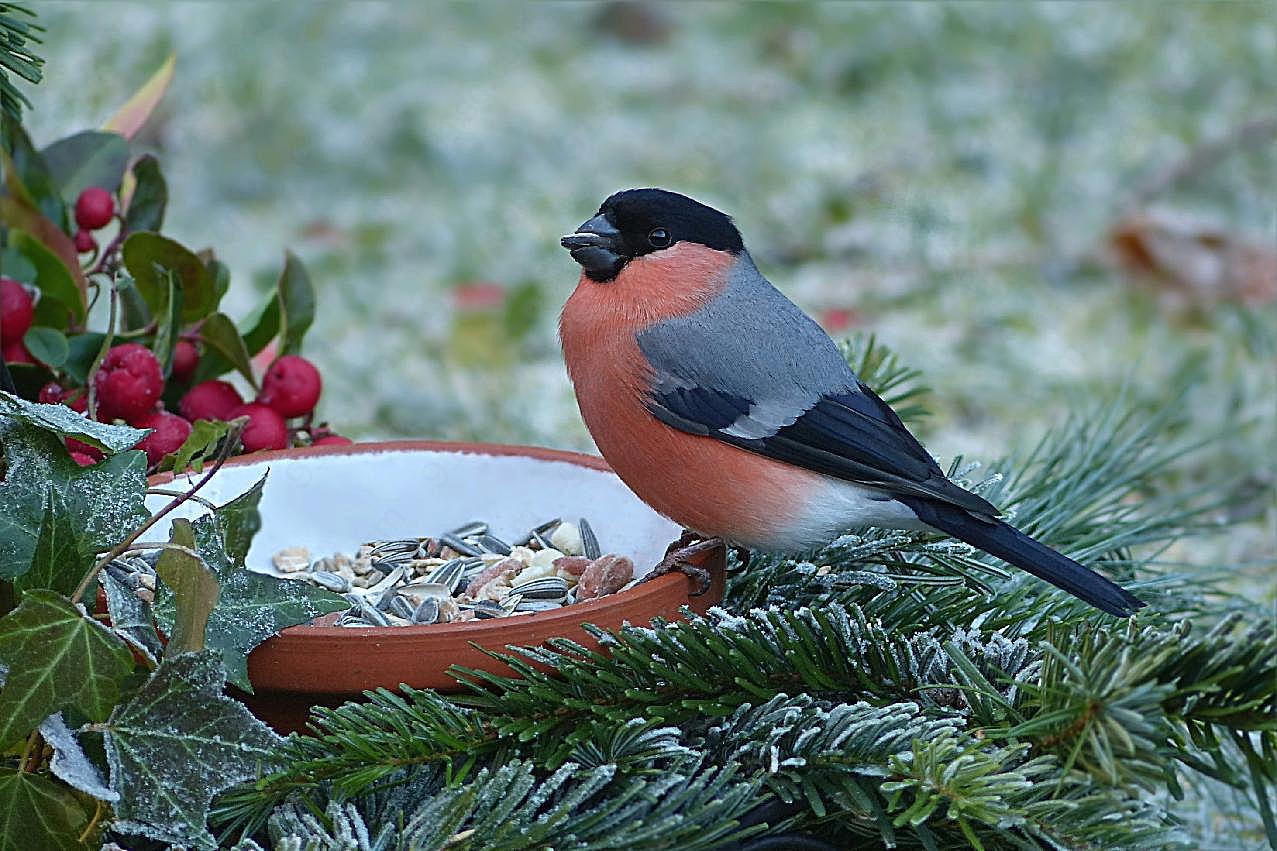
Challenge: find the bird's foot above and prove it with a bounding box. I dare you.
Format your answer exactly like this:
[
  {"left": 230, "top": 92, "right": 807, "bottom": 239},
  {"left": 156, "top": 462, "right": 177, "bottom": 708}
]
[{"left": 644, "top": 533, "right": 722, "bottom": 596}]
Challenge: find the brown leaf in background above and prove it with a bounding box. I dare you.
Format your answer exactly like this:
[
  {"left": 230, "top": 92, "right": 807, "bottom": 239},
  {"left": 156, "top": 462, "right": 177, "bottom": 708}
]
[{"left": 1109, "top": 208, "right": 1276, "bottom": 310}]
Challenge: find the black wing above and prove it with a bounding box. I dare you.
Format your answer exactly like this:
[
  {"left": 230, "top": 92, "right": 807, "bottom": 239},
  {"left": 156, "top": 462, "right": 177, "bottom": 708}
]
[{"left": 645, "top": 380, "right": 999, "bottom": 519}]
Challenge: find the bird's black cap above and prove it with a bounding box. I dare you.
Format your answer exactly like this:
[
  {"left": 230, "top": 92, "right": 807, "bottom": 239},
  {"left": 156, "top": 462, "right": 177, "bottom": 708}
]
[{"left": 562, "top": 188, "right": 744, "bottom": 282}]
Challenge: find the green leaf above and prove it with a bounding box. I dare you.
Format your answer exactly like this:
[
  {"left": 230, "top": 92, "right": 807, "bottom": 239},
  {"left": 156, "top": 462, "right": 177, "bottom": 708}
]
[
  {"left": 5, "top": 229, "right": 84, "bottom": 324},
  {"left": 115, "top": 275, "right": 151, "bottom": 332},
  {"left": 60, "top": 332, "right": 105, "bottom": 385},
  {"left": 277, "top": 250, "right": 315, "bottom": 355},
  {"left": 0, "top": 768, "right": 95, "bottom": 851},
  {"left": 39, "top": 711, "right": 117, "bottom": 803},
  {"left": 195, "top": 312, "right": 254, "bottom": 386},
  {"left": 0, "top": 245, "right": 35, "bottom": 283},
  {"left": 122, "top": 154, "right": 166, "bottom": 233},
  {"left": 102, "top": 53, "right": 175, "bottom": 142},
  {"left": 151, "top": 269, "right": 183, "bottom": 377},
  {"left": 155, "top": 520, "right": 219, "bottom": 656},
  {"left": 40, "top": 130, "right": 129, "bottom": 203},
  {"left": 0, "top": 389, "right": 147, "bottom": 453},
  {"left": 0, "top": 590, "right": 133, "bottom": 748},
  {"left": 121, "top": 232, "right": 214, "bottom": 323},
  {"left": 159, "top": 418, "right": 229, "bottom": 475},
  {"left": 12, "top": 490, "right": 86, "bottom": 599},
  {"left": 103, "top": 651, "right": 281, "bottom": 849},
  {"left": 99, "top": 567, "right": 162, "bottom": 666},
  {"left": 212, "top": 473, "right": 267, "bottom": 566},
  {"left": 1, "top": 118, "right": 65, "bottom": 226},
  {"left": 0, "top": 420, "right": 148, "bottom": 580},
  {"left": 239, "top": 289, "right": 280, "bottom": 357},
  {"left": 21, "top": 326, "right": 67, "bottom": 368},
  {"left": 154, "top": 512, "right": 346, "bottom": 691}
]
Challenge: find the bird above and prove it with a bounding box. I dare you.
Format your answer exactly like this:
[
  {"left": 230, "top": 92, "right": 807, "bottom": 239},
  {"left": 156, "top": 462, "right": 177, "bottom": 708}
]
[{"left": 558, "top": 188, "right": 1145, "bottom": 617}]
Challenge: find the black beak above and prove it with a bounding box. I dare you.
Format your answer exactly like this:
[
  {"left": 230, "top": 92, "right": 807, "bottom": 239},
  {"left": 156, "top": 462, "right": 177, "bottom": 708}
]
[{"left": 561, "top": 214, "right": 627, "bottom": 282}]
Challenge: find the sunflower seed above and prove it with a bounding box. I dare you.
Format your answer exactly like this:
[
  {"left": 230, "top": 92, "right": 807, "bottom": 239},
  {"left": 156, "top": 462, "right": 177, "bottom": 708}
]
[
  {"left": 514, "top": 598, "right": 565, "bottom": 613},
  {"left": 448, "top": 520, "right": 489, "bottom": 538},
  {"left": 357, "top": 600, "right": 390, "bottom": 627},
  {"left": 412, "top": 596, "right": 441, "bottom": 624},
  {"left": 388, "top": 594, "right": 416, "bottom": 620},
  {"left": 425, "top": 558, "right": 467, "bottom": 594},
  {"left": 311, "top": 571, "right": 350, "bottom": 593},
  {"left": 510, "top": 576, "right": 569, "bottom": 601},
  {"left": 440, "top": 533, "right": 482, "bottom": 557},
  {"left": 470, "top": 600, "right": 505, "bottom": 619},
  {"left": 475, "top": 534, "right": 512, "bottom": 556},
  {"left": 579, "top": 518, "right": 601, "bottom": 559}
]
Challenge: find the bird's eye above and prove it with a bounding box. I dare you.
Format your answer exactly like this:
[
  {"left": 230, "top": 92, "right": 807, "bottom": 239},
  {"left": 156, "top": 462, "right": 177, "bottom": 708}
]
[{"left": 647, "top": 227, "right": 671, "bottom": 249}]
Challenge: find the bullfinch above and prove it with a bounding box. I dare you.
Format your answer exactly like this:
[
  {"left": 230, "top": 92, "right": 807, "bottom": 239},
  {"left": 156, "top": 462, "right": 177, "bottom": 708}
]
[{"left": 559, "top": 188, "right": 1145, "bottom": 617}]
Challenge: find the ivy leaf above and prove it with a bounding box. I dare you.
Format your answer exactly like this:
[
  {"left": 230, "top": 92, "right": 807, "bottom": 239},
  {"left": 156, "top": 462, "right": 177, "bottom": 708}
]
[
  {"left": 154, "top": 510, "right": 345, "bottom": 691},
  {"left": 39, "top": 712, "right": 117, "bottom": 803},
  {"left": 40, "top": 130, "right": 129, "bottom": 203},
  {"left": 155, "top": 520, "right": 219, "bottom": 656},
  {"left": 157, "top": 419, "right": 229, "bottom": 475},
  {"left": 0, "top": 591, "right": 133, "bottom": 748},
  {"left": 0, "top": 419, "right": 148, "bottom": 580},
  {"left": 102, "top": 651, "right": 281, "bottom": 849},
  {"left": 21, "top": 326, "right": 68, "bottom": 369},
  {"left": 0, "top": 767, "right": 96, "bottom": 851},
  {"left": 212, "top": 473, "right": 267, "bottom": 566},
  {"left": 121, "top": 232, "right": 215, "bottom": 323},
  {"left": 13, "top": 490, "right": 86, "bottom": 599},
  {"left": 195, "top": 312, "right": 255, "bottom": 386},
  {"left": 277, "top": 250, "right": 315, "bottom": 355},
  {"left": 0, "top": 389, "right": 147, "bottom": 453},
  {"left": 99, "top": 568, "right": 161, "bottom": 666},
  {"left": 122, "top": 154, "right": 166, "bottom": 233}
]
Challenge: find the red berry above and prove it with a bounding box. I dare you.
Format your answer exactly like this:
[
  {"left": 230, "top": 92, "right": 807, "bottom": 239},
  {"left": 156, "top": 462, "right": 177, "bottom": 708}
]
[
  {"left": 133, "top": 411, "right": 193, "bottom": 467},
  {"left": 2, "top": 338, "right": 32, "bottom": 364},
  {"left": 257, "top": 355, "right": 322, "bottom": 418},
  {"left": 1, "top": 276, "right": 34, "bottom": 341},
  {"left": 179, "top": 380, "right": 244, "bottom": 422},
  {"left": 228, "top": 403, "right": 289, "bottom": 452},
  {"left": 73, "top": 229, "right": 97, "bottom": 254},
  {"left": 94, "top": 343, "right": 164, "bottom": 422},
  {"left": 171, "top": 340, "right": 199, "bottom": 383},
  {"left": 65, "top": 437, "right": 104, "bottom": 464},
  {"left": 66, "top": 391, "right": 88, "bottom": 413},
  {"left": 312, "top": 434, "right": 353, "bottom": 446},
  {"left": 38, "top": 382, "right": 65, "bottom": 404},
  {"left": 74, "top": 187, "right": 115, "bottom": 231},
  {"left": 69, "top": 451, "right": 98, "bottom": 467}
]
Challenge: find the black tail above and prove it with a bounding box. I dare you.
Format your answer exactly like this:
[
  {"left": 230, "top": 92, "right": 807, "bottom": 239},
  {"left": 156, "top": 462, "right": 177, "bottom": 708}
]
[{"left": 899, "top": 497, "right": 1146, "bottom": 617}]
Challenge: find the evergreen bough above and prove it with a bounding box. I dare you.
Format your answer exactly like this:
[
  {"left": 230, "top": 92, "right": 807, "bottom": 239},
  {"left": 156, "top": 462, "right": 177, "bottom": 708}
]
[{"left": 213, "top": 342, "right": 1275, "bottom": 850}]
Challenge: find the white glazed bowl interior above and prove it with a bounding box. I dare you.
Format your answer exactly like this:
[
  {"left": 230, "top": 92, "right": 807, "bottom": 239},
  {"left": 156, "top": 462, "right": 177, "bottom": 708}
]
[{"left": 143, "top": 447, "right": 680, "bottom": 578}]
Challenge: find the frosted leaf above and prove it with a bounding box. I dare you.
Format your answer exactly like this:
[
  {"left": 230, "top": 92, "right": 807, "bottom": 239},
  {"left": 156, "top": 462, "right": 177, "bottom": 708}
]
[
  {"left": 103, "top": 651, "right": 283, "bottom": 849},
  {"left": 0, "top": 391, "right": 148, "bottom": 453},
  {"left": 153, "top": 510, "right": 346, "bottom": 691},
  {"left": 0, "top": 420, "right": 148, "bottom": 581},
  {"left": 100, "top": 570, "right": 162, "bottom": 665},
  {"left": 38, "top": 712, "right": 117, "bottom": 802}
]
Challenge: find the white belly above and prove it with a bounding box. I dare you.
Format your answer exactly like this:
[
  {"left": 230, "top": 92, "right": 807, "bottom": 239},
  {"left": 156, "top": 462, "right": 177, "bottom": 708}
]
[{"left": 760, "top": 477, "right": 926, "bottom": 552}]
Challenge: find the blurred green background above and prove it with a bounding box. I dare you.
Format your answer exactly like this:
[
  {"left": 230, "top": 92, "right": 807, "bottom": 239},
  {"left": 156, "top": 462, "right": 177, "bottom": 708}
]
[{"left": 28, "top": 1, "right": 1273, "bottom": 580}]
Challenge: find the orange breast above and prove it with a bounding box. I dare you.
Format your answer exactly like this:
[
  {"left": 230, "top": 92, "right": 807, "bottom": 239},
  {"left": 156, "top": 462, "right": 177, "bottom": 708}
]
[{"left": 559, "top": 244, "right": 819, "bottom": 546}]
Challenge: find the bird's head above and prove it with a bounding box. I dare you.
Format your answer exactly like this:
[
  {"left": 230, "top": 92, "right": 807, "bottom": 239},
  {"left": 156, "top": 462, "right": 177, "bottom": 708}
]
[{"left": 561, "top": 188, "right": 744, "bottom": 283}]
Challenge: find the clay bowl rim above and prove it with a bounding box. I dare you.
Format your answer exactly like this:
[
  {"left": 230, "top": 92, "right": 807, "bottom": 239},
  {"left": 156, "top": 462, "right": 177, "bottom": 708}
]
[{"left": 146, "top": 439, "right": 715, "bottom": 640}]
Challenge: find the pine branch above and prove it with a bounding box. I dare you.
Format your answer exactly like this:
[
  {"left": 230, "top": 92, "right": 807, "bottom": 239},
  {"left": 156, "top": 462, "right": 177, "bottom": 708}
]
[
  {"left": 232, "top": 760, "right": 764, "bottom": 851},
  {"left": 0, "top": 4, "right": 42, "bottom": 122}
]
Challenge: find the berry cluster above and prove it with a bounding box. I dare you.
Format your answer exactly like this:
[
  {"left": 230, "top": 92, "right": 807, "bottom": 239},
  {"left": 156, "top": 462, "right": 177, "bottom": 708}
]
[{"left": 3, "top": 185, "right": 351, "bottom": 469}]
